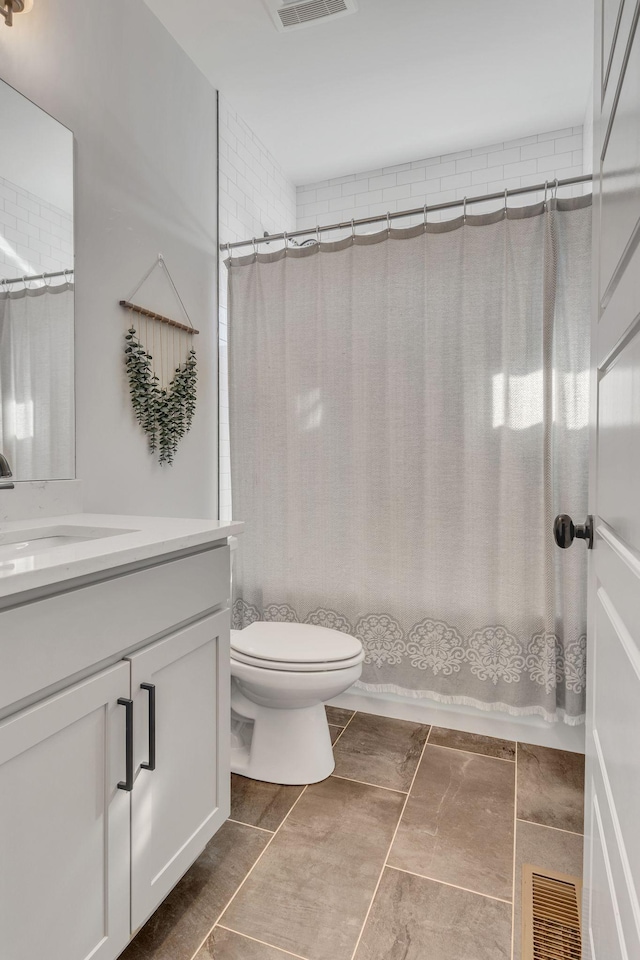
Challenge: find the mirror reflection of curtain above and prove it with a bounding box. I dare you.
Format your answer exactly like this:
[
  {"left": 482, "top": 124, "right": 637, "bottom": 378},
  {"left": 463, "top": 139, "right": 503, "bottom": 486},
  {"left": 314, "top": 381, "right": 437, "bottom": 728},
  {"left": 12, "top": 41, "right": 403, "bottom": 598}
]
[
  {"left": 228, "top": 197, "right": 592, "bottom": 725},
  {"left": 0, "top": 283, "right": 74, "bottom": 480}
]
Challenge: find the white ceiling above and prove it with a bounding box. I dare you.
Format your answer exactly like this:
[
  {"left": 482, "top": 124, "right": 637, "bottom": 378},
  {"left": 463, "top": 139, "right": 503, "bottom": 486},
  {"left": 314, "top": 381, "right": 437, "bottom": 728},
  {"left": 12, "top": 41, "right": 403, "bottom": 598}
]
[
  {"left": 144, "top": 0, "right": 594, "bottom": 185},
  {"left": 0, "top": 79, "right": 73, "bottom": 213}
]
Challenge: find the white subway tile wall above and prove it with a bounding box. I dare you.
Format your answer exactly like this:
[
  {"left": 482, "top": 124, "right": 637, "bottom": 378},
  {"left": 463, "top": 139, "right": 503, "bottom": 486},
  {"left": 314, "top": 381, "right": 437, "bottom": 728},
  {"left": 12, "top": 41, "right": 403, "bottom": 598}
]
[
  {"left": 218, "top": 96, "right": 297, "bottom": 521},
  {"left": 0, "top": 176, "right": 73, "bottom": 277},
  {"left": 296, "top": 127, "right": 585, "bottom": 236}
]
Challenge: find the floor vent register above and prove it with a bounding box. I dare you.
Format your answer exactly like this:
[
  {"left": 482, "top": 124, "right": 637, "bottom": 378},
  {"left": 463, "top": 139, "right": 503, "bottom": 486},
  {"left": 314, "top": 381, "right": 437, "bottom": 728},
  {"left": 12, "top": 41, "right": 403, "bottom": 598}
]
[{"left": 522, "top": 865, "right": 582, "bottom": 960}]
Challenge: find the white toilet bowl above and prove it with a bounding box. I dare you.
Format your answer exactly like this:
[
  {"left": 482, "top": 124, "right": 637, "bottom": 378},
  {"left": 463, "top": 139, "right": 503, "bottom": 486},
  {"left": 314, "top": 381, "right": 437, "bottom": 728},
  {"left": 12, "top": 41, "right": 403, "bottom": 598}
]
[{"left": 230, "top": 621, "right": 364, "bottom": 785}]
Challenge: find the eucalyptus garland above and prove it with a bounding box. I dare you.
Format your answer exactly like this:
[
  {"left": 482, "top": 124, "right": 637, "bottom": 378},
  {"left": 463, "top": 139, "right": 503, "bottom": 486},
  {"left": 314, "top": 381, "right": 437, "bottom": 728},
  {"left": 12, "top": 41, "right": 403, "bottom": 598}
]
[{"left": 125, "top": 326, "right": 198, "bottom": 464}]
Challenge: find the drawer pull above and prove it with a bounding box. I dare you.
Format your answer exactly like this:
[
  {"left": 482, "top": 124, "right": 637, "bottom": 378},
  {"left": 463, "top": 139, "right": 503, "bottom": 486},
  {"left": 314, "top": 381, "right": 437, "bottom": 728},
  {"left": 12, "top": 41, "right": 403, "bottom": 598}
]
[
  {"left": 140, "top": 683, "right": 156, "bottom": 772},
  {"left": 117, "top": 698, "right": 134, "bottom": 791}
]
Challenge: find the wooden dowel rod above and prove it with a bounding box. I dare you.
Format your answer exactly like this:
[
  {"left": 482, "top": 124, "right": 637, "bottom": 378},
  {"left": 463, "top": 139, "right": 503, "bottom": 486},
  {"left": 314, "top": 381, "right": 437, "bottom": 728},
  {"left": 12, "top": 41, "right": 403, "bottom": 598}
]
[{"left": 119, "top": 300, "right": 199, "bottom": 335}]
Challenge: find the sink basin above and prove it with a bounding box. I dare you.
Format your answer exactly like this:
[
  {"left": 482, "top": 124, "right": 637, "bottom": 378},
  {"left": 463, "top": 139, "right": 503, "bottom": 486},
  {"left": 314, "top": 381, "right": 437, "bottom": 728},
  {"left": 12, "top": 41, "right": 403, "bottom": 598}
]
[
  {"left": 0, "top": 536, "right": 94, "bottom": 562},
  {"left": 0, "top": 526, "right": 137, "bottom": 563}
]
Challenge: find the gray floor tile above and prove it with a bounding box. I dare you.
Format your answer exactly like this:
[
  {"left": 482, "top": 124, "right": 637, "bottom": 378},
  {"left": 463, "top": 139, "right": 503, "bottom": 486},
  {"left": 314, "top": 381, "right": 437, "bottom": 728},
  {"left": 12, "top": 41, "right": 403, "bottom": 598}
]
[
  {"left": 354, "top": 868, "right": 512, "bottom": 960},
  {"left": 120, "top": 820, "right": 270, "bottom": 960},
  {"left": 388, "top": 744, "right": 515, "bottom": 901},
  {"left": 513, "top": 819, "right": 584, "bottom": 960},
  {"left": 231, "top": 774, "right": 305, "bottom": 832},
  {"left": 428, "top": 725, "right": 516, "bottom": 761},
  {"left": 325, "top": 705, "right": 355, "bottom": 727},
  {"left": 517, "top": 743, "right": 585, "bottom": 833},
  {"left": 221, "top": 776, "right": 405, "bottom": 960},
  {"left": 329, "top": 724, "right": 342, "bottom": 744},
  {"left": 196, "top": 926, "right": 295, "bottom": 959},
  {"left": 332, "top": 712, "right": 429, "bottom": 791}
]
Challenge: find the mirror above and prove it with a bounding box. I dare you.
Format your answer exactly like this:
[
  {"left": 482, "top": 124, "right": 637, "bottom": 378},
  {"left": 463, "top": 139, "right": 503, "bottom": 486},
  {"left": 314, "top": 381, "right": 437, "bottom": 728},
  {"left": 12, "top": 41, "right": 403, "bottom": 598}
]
[{"left": 0, "top": 80, "right": 74, "bottom": 482}]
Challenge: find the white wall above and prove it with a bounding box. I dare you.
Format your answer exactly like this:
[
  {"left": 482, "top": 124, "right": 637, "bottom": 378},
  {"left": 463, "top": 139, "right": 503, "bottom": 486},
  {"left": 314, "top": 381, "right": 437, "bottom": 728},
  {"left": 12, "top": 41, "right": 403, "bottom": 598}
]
[
  {"left": 0, "top": 177, "right": 73, "bottom": 277},
  {"left": 218, "top": 95, "right": 297, "bottom": 521},
  {"left": 297, "top": 127, "right": 586, "bottom": 233},
  {"left": 0, "top": 0, "right": 218, "bottom": 518}
]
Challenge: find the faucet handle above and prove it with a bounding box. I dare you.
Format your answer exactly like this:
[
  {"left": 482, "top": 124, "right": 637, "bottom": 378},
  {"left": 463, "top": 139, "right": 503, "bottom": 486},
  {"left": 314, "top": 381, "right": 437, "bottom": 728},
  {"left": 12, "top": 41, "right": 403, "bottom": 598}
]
[{"left": 0, "top": 452, "right": 14, "bottom": 489}]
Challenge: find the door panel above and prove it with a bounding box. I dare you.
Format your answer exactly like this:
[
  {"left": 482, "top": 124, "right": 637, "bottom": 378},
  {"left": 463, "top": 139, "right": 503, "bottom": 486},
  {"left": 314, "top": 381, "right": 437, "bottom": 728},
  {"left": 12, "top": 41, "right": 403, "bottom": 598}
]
[
  {"left": 595, "top": 531, "right": 640, "bottom": 650},
  {"left": 602, "top": 0, "right": 635, "bottom": 107},
  {"left": 600, "top": 8, "right": 640, "bottom": 302},
  {"left": 128, "top": 610, "right": 230, "bottom": 933},
  {"left": 588, "top": 2, "right": 640, "bottom": 956},
  {"left": 588, "top": 794, "right": 628, "bottom": 960},
  {"left": 603, "top": 0, "right": 624, "bottom": 88},
  {"left": 593, "top": 591, "right": 640, "bottom": 895},
  {"left": 589, "top": 758, "right": 640, "bottom": 960},
  {"left": 598, "top": 330, "right": 640, "bottom": 546},
  {"left": 597, "top": 240, "right": 640, "bottom": 367},
  {"left": 0, "top": 662, "right": 130, "bottom": 960}
]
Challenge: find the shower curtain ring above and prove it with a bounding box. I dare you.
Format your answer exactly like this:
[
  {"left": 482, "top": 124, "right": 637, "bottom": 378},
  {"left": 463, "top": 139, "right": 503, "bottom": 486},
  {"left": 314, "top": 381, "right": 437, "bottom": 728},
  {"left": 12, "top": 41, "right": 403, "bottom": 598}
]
[
  {"left": 387, "top": 211, "right": 392, "bottom": 236},
  {"left": 283, "top": 231, "right": 288, "bottom": 249},
  {"left": 423, "top": 203, "right": 428, "bottom": 227},
  {"left": 544, "top": 180, "right": 548, "bottom": 208},
  {"left": 226, "top": 242, "right": 231, "bottom": 256},
  {"left": 351, "top": 219, "right": 355, "bottom": 239},
  {"left": 504, "top": 188, "right": 508, "bottom": 213},
  {"left": 252, "top": 237, "right": 257, "bottom": 255},
  {"left": 463, "top": 197, "right": 467, "bottom": 223},
  {"left": 316, "top": 225, "right": 321, "bottom": 245},
  {"left": 553, "top": 178, "right": 559, "bottom": 199}
]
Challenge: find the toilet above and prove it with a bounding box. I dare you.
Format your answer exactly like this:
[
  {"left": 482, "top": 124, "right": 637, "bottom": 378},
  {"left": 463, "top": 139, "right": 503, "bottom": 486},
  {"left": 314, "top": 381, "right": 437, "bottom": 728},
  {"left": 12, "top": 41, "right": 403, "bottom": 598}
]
[{"left": 230, "top": 621, "right": 364, "bottom": 785}]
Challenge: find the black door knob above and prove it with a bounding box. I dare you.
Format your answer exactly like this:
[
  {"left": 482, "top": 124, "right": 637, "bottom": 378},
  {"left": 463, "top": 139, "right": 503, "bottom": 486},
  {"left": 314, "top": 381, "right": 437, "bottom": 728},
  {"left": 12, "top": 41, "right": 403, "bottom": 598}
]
[{"left": 554, "top": 514, "right": 594, "bottom": 550}]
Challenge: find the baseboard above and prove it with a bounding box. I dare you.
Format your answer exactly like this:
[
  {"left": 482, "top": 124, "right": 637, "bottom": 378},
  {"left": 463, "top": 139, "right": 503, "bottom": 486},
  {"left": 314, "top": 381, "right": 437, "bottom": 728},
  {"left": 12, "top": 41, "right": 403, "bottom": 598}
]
[{"left": 329, "top": 688, "right": 586, "bottom": 754}]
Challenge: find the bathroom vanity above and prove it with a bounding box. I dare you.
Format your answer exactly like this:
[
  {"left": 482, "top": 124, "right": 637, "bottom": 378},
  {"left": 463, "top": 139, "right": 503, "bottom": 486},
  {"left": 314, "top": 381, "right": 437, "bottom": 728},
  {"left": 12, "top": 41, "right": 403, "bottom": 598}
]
[{"left": 0, "top": 514, "right": 242, "bottom": 960}]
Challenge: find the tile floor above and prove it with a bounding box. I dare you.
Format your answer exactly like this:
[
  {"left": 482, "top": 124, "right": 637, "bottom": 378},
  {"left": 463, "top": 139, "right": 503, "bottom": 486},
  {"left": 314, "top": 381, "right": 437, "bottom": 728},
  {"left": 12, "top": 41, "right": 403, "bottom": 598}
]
[{"left": 121, "top": 708, "right": 585, "bottom": 960}]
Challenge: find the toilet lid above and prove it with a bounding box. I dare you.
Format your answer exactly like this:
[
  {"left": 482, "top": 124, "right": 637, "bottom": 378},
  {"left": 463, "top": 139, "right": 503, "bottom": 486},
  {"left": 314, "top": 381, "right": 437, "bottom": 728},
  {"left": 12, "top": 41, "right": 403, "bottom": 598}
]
[{"left": 230, "top": 621, "right": 362, "bottom": 666}]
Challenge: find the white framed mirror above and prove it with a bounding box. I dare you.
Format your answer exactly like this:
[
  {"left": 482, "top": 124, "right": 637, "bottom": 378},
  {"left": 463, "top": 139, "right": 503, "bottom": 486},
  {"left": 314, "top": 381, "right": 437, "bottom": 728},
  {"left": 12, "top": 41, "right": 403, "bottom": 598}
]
[{"left": 0, "top": 79, "right": 74, "bottom": 482}]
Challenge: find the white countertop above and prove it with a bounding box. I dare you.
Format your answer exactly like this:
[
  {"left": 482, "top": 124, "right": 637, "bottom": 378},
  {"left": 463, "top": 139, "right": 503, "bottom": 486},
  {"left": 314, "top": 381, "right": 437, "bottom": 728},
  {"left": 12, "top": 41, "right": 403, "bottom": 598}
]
[{"left": 0, "top": 513, "right": 243, "bottom": 601}]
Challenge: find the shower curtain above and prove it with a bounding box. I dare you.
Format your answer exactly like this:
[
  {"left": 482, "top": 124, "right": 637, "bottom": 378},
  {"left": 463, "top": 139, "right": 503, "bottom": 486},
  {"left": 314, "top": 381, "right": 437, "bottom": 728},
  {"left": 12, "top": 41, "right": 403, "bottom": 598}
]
[
  {"left": 0, "top": 282, "right": 75, "bottom": 480},
  {"left": 227, "top": 196, "right": 592, "bottom": 724}
]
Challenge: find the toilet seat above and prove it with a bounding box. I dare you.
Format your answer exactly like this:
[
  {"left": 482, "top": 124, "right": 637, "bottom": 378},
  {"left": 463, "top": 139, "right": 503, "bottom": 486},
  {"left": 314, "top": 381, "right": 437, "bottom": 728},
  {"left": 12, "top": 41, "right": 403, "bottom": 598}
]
[
  {"left": 231, "top": 621, "right": 364, "bottom": 673},
  {"left": 231, "top": 648, "right": 364, "bottom": 672}
]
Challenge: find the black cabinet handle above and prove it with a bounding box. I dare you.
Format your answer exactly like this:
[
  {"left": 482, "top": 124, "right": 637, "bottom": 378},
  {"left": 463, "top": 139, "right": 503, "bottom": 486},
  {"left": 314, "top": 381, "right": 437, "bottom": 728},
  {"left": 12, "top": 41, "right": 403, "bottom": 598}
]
[
  {"left": 140, "top": 683, "right": 156, "bottom": 772},
  {"left": 117, "top": 698, "right": 134, "bottom": 791},
  {"left": 554, "top": 514, "right": 594, "bottom": 550}
]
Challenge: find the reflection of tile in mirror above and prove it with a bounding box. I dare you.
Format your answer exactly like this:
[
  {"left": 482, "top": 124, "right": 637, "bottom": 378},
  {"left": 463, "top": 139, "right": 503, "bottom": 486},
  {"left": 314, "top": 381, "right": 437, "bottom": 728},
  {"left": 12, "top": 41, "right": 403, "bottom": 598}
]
[{"left": 0, "top": 78, "right": 75, "bottom": 482}]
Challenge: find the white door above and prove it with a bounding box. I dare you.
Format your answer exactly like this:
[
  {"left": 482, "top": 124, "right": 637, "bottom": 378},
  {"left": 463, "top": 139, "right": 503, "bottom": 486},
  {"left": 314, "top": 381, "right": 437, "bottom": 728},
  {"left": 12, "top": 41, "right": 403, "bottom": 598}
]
[
  {"left": 582, "top": 3, "right": 640, "bottom": 957},
  {"left": 0, "top": 661, "right": 131, "bottom": 960},
  {"left": 128, "top": 610, "right": 230, "bottom": 933}
]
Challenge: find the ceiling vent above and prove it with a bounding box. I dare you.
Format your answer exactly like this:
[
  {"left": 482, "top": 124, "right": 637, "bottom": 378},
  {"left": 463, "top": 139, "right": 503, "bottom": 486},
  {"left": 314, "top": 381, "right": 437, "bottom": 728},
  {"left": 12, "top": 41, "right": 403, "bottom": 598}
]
[{"left": 265, "top": 0, "right": 358, "bottom": 32}]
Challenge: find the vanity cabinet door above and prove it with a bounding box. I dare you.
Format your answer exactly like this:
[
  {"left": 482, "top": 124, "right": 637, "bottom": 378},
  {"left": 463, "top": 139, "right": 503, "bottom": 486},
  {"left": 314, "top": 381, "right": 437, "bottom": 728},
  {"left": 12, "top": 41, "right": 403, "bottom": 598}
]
[
  {"left": 0, "top": 661, "right": 131, "bottom": 960},
  {"left": 128, "top": 610, "right": 230, "bottom": 933}
]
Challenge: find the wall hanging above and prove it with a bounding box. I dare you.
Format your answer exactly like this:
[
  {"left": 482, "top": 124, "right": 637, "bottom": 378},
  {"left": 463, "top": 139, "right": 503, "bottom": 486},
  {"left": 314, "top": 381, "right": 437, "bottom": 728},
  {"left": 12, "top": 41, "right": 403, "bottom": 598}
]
[{"left": 120, "top": 255, "right": 198, "bottom": 465}]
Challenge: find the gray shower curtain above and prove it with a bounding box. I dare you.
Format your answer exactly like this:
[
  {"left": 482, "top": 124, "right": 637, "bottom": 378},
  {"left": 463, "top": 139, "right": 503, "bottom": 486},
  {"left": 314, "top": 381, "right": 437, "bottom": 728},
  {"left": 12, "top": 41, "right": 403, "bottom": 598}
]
[{"left": 227, "top": 196, "right": 592, "bottom": 724}]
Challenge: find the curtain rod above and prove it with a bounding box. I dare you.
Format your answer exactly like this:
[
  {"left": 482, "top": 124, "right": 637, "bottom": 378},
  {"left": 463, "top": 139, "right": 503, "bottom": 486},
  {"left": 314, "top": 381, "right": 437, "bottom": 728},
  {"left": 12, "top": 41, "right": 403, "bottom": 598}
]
[
  {"left": 220, "top": 173, "right": 593, "bottom": 252},
  {"left": 1, "top": 268, "right": 74, "bottom": 286}
]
